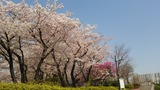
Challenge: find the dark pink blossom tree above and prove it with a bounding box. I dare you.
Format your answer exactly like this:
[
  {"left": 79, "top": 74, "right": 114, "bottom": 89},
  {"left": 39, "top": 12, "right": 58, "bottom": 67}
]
[
  {"left": 77, "top": 61, "right": 116, "bottom": 86},
  {"left": 92, "top": 61, "right": 116, "bottom": 79}
]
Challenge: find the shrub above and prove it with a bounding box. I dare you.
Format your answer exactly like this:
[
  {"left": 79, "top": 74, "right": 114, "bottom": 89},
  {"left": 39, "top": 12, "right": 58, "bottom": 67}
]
[
  {"left": 155, "top": 84, "right": 160, "bottom": 90},
  {"left": 0, "top": 83, "right": 117, "bottom": 90},
  {"left": 125, "top": 84, "right": 133, "bottom": 89},
  {"left": 102, "top": 80, "right": 118, "bottom": 86}
]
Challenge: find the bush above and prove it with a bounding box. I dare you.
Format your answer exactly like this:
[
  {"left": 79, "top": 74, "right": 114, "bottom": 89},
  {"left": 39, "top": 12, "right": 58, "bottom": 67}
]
[
  {"left": 125, "top": 84, "right": 133, "bottom": 89},
  {"left": 155, "top": 84, "right": 160, "bottom": 90},
  {"left": 0, "top": 83, "right": 117, "bottom": 90},
  {"left": 0, "top": 83, "right": 62, "bottom": 90},
  {"left": 82, "top": 86, "right": 117, "bottom": 90},
  {"left": 102, "top": 80, "right": 118, "bottom": 86}
]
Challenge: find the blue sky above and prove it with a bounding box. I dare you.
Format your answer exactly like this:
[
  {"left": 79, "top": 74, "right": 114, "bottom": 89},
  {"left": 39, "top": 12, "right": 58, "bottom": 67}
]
[{"left": 13, "top": 0, "right": 160, "bottom": 74}]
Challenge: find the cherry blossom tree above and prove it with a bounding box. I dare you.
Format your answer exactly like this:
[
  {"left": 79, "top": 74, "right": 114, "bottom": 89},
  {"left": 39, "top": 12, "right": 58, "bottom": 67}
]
[
  {"left": 23, "top": 0, "right": 110, "bottom": 86},
  {"left": 0, "top": 0, "right": 111, "bottom": 86},
  {"left": 0, "top": 0, "right": 31, "bottom": 83}
]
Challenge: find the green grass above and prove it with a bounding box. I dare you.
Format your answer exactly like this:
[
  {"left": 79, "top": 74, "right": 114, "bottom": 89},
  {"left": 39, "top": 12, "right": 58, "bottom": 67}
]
[{"left": 0, "top": 83, "right": 117, "bottom": 90}]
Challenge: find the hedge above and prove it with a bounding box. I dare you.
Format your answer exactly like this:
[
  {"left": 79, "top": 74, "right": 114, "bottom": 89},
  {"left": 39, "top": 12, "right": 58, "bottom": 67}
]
[{"left": 0, "top": 83, "right": 117, "bottom": 90}]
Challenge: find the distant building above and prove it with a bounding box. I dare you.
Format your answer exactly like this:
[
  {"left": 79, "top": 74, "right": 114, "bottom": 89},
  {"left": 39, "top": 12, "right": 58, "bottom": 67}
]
[
  {"left": 154, "top": 73, "right": 160, "bottom": 83},
  {"left": 129, "top": 73, "right": 160, "bottom": 84},
  {"left": 138, "top": 73, "right": 160, "bottom": 84}
]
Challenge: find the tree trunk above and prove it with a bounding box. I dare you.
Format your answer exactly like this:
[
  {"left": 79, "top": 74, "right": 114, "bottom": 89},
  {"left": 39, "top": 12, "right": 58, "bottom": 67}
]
[
  {"left": 71, "top": 60, "right": 76, "bottom": 87},
  {"left": 8, "top": 50, "right": 17, "bottom": 83},
  {"left": 18, "top": 59, "right": 28, "bottom": 83},
  {"left": 19, "top": 63, "right": 27, "bottom": 83},
  {"left": 51, "top": 52, "right": 67, "bottom": 87},
  {"left": 34, "top": 46, "right": 51, "bottom": 81},
  {"left": 34, "top": 58, "right": 44, "bottom": 81},
  {"left": 57, "top": 65, "right": 66, "bottom": 87},
  {"left": 86, "top": 65, "right": 92, "bottom": 82},
  {"left": 126, "top": 77, "right": 130, "bottom": 84},
  {"left": 13, "top": 36, "right": 28, "bottom": 83},
  {"left": 64, "top": 59, "right": 70, "bottom": 86},
  {"left": 9, "top": 60, "right": 17, "bottom": 83}
]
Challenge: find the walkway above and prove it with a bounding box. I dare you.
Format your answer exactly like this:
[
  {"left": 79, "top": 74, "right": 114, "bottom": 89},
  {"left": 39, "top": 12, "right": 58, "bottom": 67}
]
[{"left": 140, "top": 84, "right": 154, "bottom": 90}]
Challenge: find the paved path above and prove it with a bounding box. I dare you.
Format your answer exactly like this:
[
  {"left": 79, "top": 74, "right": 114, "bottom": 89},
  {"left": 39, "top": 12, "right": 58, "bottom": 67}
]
[{"left": 140, "top": 84, "right": 154, "bottom": 90}]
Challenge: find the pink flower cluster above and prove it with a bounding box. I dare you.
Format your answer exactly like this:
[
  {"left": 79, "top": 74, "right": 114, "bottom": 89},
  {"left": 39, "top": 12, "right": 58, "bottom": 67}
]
[{"left": 94, "top": 61, "right": 116, "bottom": 74}]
